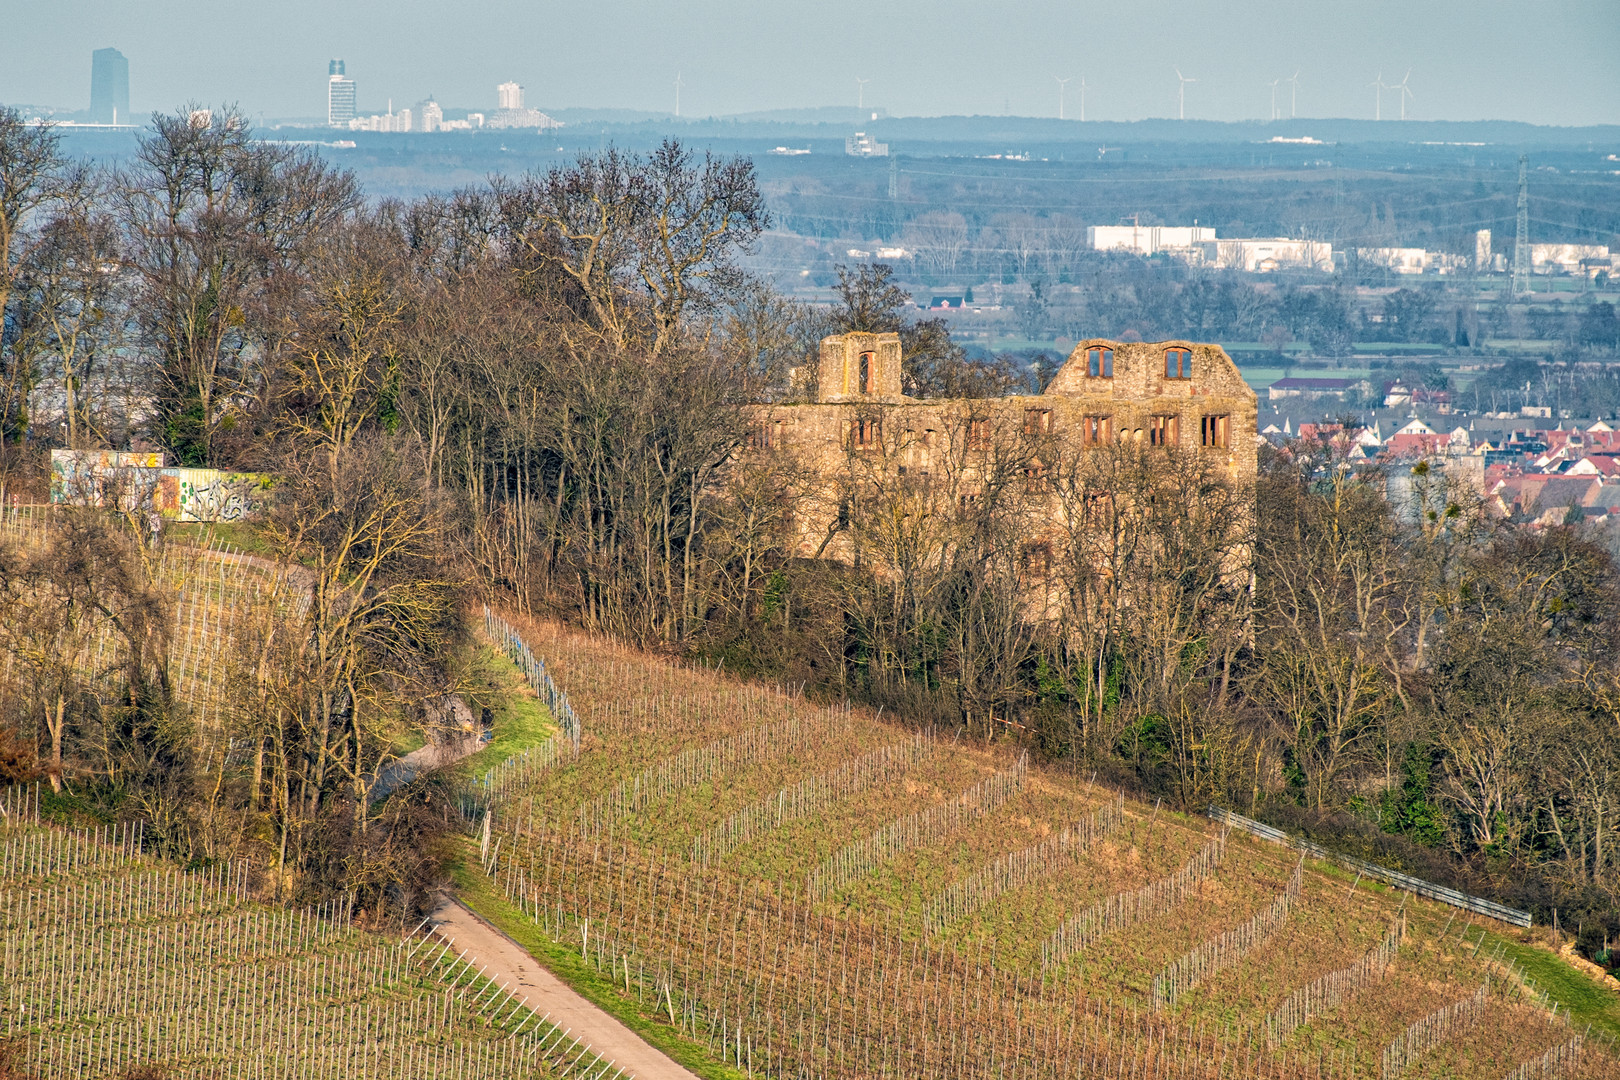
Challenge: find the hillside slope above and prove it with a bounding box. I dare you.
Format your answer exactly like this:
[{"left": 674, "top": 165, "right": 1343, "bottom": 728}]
[{"left": 469, "top": 615, "right": 1620, "bottom": 1080}]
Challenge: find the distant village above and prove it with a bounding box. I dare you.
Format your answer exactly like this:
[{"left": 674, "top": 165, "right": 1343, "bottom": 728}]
[{"left": 1264, "top": 374, "right": 1620, "bottom": 527}]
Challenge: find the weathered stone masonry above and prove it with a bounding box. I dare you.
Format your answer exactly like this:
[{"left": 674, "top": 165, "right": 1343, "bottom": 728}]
[{"left": 752, "top": 332, "right": 1258, "bottom": 566}]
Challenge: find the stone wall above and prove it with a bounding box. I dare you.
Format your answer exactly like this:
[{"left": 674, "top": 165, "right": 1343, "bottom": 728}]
[{"left": 752, "top": 338, "right": 1258, "bottom": 567}]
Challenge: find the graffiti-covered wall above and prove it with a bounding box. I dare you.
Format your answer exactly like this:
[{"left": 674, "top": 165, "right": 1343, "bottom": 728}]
[
  {"left": 48, "top": 451, "right": 271, "bottom": 522},
  {"left": 157, "top": 469, "right": 268, "bottom": 522}
]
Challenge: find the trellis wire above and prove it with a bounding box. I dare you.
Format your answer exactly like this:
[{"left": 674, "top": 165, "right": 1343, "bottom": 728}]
[
  {"left": 1209, "top": 804, "right": 1531, "bottom": 928},
  {"left": 1150, "top": 855, "right": 1303, "bottom": 1010},
  {"left": 1379, "top": 982, "right": 1490, "bottom": 1080},
  {"left": 482, "top": 606, "right": 580, "bottom": 750},
  {"left": 3, "top": 817, "right": 621, "bottom": 1080},
  {"left": 574, "top": 711, "right": 826, "bottom": 840},
  {"left": 806, "top": 752, "right": 1028, "bottom": 901},
  {"left": 468, "top": 626, "right": 1620, "bottom": 1080},
  {"left": 472, "top": 733, "right": 578, "bottom": 816},
  {"left": 1502, "top": 1035, "right": 1585, "bottom": 1080},
  {"left": 1266, "top": 915, "right": 1405, "bottom": 1041},
  {"left": 691, "top": 731, "right": 935, "bottom": 867},
  {"left": 0, "top": 516, "right": 306, "bottom": 760},
  {"left": 924, "top": 793, "right": 1126, "bottom": 936},
  {"left": 1041, "top": 829, "right": 1229, "bottom": 972}
]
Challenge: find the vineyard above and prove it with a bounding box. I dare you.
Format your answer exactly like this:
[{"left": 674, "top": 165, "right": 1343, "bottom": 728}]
[
  {"left": 0, "top": 785, "right": 631, "bottom": 1078},
  {"left": 470, "top": 614, "right": 1620, "bottom": 1080},
  {"left": 0, "top": 504, "right": 300, "bottom": 754}
]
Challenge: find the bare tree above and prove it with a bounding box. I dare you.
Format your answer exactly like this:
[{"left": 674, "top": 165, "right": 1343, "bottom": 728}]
[
  {"left": 117, "top": 106, "right": 359, "bottom": 465},
  {"left": 494, "top": 139, "right": 768, "bottom": 356},
  {"left": 10, "top": 165, "right": 124, "bottom": 448},
  {"left": 0, "top": 109, "right": 68, "bottom": 454}
]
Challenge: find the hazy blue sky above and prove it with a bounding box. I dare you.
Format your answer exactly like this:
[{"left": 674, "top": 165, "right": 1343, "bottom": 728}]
[{"left": 7, "top": 0, "right": 1618, "bottom": 125}]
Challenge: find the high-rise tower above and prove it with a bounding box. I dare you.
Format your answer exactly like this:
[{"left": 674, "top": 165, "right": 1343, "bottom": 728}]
[
  {"left": 1511, "top": 155, "right": 1530, "bottom": 295},
  {"left": 89, "top": 48, "right": 129, "bottom": 125},
  {"left": 328, "top": 60, "right": 357, "bottom": 127}
]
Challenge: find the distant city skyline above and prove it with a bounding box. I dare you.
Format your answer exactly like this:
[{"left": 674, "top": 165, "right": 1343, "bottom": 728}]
[
  {"left": 87, "top": 47, "right": 128, "bottom": 125},
  {"left": 5, "top": 0, "right": 1618, "bottom": 126}
]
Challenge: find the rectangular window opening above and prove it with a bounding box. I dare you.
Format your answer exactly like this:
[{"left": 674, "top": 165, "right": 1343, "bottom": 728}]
[
  {"left": 1201, "top": 414, "right": 1230, "bottom": 448},
  {"left": 1023, "top": 461, "right": 1049, "bottom": 493},
  {"left": 1020, "top": 540, "right": 1054, "bottom": 579},
  {"left": 1164, "top": 347, "right": 1192, "bottom": 380},
  {"left": 1024, "top": 408, "right": 1053, "bottom": 436},
  {"left": 1087, "top": 347, "right": 1114, "bottom": 378},
  {"left": 1149, "top": 414, "right": 1180, "bottom": 447},
  {"left": 1082, "top": 415, "right": 1113, "bottom": 447}
]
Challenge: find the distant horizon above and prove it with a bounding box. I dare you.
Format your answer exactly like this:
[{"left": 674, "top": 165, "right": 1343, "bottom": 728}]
[
  {"left": 11, "top": 103, "right": 1620, "bottom": 134},
  {"left": 4, "top": 1, "right": 1616, "bottom": 128}
]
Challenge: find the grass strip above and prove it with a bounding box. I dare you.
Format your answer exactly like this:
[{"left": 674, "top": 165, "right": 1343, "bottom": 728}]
[
  {"left": 459, "top": 642, "right": 558, "bottom": 776},
  {"left": 1493, "top": 935, "right": 1620, "bottom": 1041},
  {"left": 450, "top": 854, "right": 748, "bottom": 1080}
]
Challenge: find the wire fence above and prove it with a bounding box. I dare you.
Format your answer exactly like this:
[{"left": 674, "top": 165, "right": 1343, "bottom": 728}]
[
  {"left": 482, "top": 606, "right": 580, "bottom": 751},
  {"left": 1041, "top": 828, "right": 1229, "bottom": 972},
  {"left": 1150, "top": 855, "right": 1303, "bottom": 1010},
  {"left": 807, "top": 752, "right": 1029, "bottom": 901},
  {"left": 1207, "top": 804, "right": 1532, "bottom": 928}
]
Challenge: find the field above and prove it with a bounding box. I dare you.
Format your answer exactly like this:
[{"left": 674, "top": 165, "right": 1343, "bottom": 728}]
[
  {"left": 0, "top": 786, "right": 628, "bottom": 1078},
  {"left": 472, "top": 615, "right": 1620, "bottom": 1080}
]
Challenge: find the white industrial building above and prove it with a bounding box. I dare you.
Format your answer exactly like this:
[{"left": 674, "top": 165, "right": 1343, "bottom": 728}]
[
  {"left": 846, "top": 132, "right": 889, "bottom": 157},
  {"left": 1532, "top": 243, "right": 1611, "bottom": 276},
  {"left": 1088, "top": 224, "right": 1214, "bottom": 256},
  {"left": 1198, "top": 238, "right": 1334, "bottom": 273},
  {"left": 1090, "top": 224, "right": 1330, "bottom": 272}
]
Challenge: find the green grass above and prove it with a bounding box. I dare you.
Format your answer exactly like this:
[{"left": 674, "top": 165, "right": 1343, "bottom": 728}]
[
  {"left": 458, "top": 643, "right": 558, "bottom": 777},
  {"left": 450, "top": 851, "right": 750, "bottom": 1080},
  {"left": 1493, "top": 935, "right": 1620, "bottom": 1041},
  {"left": 167, "top": 520, "right": 281, "bottom": 558}
]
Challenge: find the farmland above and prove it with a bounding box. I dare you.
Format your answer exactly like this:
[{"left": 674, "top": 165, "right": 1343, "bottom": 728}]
[
  {"left": 0, "top": 786, "right": 630, "bottom": 1078},
  {"left": 471, "top": 614, "right": 1619, "bottom": 1080}
]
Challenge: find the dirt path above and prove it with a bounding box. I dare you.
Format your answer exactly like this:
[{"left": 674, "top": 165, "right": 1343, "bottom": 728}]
[
  {"left": 429, "top": 897, "right": 703, "bottom": 1080},
  {"left": 372, "top": 727, "right": 483, "bottom": 800}
]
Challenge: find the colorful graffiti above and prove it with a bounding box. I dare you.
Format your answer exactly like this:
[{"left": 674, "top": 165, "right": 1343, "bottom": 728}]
[{"left": 48, "top": 451, "right": 270, "bottom": 522}]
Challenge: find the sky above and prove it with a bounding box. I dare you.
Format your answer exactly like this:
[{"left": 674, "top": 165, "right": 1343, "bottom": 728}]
[{"left": 6, "top": 0, "right": 1619, "bottom": 126}]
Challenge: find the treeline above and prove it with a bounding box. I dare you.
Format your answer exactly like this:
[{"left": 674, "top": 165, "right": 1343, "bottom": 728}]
[
  {"left": 1002, "top": 263, "right": 1614, "bottom": 358},
  {"left": 771, "top": 159, "right": 1620, "bottom": 268},
  {"left": 0, "top": 108, "right": 1616, "bottom": 953}
]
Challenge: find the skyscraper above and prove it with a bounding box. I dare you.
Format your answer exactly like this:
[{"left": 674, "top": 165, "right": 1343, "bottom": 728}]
[
  {"left": 328, "top": 60, "right": 356, "bottom": 127},
  {"left": 497, "top": 82, "right": 523, "bottom": 110},
  {"left": 417, "top": 99, "right": 443, "bottom": 133},
  {"left": 89, "top": 48, "right": 129, "bottom": 125}
]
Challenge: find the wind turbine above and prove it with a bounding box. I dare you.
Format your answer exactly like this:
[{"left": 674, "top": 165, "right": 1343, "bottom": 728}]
[
  {"left": 674, "top": 72, "right": 684, "bottom": 117},
  {"left": 1369, "top": 71, "right": 1387, "bottom": 121},
  {"left": 1286, "top": 69, "right": 1300, "bottom": 117},
  {"left": 1268, "top": 78, "right": 1280, "bottom": 121},
  {"left": 1175, "top": 69, "right": 1196, "bottom": 120},
  {"left": 1055, "top": 76, "right": 1071, "bottom": 120},
  {"left": 856, "top": 77, "right": 870, "bottom": 110},
  {"left": 1397, "top": 69, "right": 1415, "bottom": 120}
]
